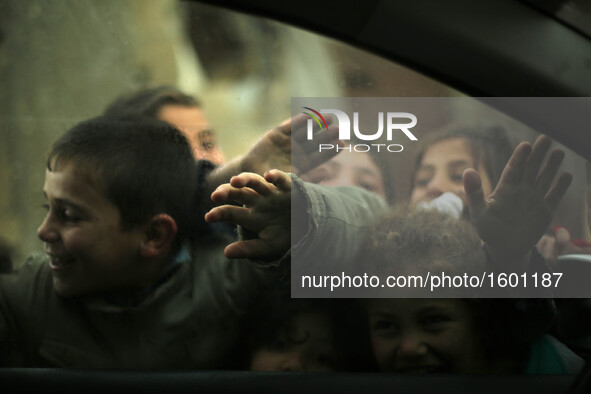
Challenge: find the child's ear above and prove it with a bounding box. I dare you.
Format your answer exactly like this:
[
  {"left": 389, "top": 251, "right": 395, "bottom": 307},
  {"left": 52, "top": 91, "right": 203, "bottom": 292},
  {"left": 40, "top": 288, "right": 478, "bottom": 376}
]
[{"left": 139, "top": 214, "right": 178, "bottom": 258}]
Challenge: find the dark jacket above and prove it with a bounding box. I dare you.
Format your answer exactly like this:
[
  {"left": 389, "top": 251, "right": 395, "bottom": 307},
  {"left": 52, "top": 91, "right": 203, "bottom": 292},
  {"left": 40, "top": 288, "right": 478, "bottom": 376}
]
[{"left": 0, "top": 236, "right": 285, "bottom": 368}]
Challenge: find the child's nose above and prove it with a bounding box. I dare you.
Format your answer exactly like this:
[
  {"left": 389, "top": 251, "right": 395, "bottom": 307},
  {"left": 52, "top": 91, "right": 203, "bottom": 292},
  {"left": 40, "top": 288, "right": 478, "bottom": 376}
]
[
  {"left": 37, "top": 215, "right": 59, "bottom": 243},
  {"left": 397, "top": 332, "right": 427, "bottom": 358},
  {"left": 426, "top": 175, "right": 447, "bottom": 199}
]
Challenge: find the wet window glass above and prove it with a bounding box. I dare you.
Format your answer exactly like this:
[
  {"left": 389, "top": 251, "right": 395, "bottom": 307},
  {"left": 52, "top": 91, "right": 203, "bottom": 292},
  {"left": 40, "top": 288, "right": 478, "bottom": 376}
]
[{"left": 0, "top": 0, "right": 589, "bottom": 376}]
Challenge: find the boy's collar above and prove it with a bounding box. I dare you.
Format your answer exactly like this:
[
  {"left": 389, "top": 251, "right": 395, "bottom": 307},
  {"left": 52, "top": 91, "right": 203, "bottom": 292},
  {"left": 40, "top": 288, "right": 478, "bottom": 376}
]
[
  {"left": 158, "top": 241, "right": 191, "bottom": 279},
  {"left": 101, "top": 242, "right": 191, "bottom": 308}
]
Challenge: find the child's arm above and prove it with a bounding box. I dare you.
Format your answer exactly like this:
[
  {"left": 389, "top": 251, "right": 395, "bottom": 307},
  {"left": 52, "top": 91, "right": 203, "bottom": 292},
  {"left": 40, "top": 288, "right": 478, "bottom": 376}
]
[
  {"left": 464, "top": 135, "right": 573, "bottom": 272},
  {"left": 205, "top": 169, "right": 388, "bottom": 265},
  {"left": 205, "top": 170, "right": 297, "bottom": 261},
  {"left": 203, "top": 115, "right": 341, "bottom": 208}
]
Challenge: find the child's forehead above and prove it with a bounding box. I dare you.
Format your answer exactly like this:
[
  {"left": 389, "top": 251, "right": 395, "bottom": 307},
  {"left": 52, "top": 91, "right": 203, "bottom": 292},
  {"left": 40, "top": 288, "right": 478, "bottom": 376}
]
[
  {"left": 424, "top": 138, "right": 474, "bottom": 161},
  {"left": 44, "top": 159, "right": 109, "bottom": 203},
  {"left": 49, "top": 156, "right": 103, "bottom": 181},
  {"left": 278, "top": 312, "right": 334, "bottom": 343},
  {"left": 368, "top": 298, "right": 464, "bottom": 314}
]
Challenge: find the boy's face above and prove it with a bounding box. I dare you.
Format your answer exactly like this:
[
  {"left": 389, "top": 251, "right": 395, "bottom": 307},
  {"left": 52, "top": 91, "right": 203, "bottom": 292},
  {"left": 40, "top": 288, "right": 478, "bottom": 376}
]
[
  {"left": 37, "top": 161, "right": 148, "bottom": 297},
  {"left": 368, "top": 298, "right": 488, "bottom": 373},
  {"left": 249, "top": 312, "right": 338, "bottom": 372},
  {"left": 410, "top": 138, "right": 493, "bottom": 207},
  {"left": 157, "top": 104, "right": 225, "bottom": 165}
]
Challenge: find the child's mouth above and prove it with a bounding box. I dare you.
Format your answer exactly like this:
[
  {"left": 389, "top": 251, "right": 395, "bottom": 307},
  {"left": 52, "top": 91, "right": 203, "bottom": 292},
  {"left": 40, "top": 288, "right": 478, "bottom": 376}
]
[{"left": 48, "top": 254, "right": 76, "bottom": 271}]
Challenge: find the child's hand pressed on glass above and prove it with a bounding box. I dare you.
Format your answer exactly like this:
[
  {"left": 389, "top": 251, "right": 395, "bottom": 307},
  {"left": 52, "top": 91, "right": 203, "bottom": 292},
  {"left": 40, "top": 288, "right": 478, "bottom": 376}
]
[
  {"left": 240, "top": 114, "right": 342, "bottom": 176},
  {"left": 205, "top": 170, "right": 292, "bottom": 261},
  {"left": 463, "top": 135, "right": 572, "bottom": 270}
]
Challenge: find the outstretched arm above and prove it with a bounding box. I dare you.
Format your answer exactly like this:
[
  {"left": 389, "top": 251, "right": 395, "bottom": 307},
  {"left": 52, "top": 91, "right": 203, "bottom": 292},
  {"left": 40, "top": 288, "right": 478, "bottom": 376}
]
[
  {"left": 464, "top": 135, "right": 573, "bottom": 272},
  {"left": 205, "top": 170, "right": 300, "bottom": 261},
  {"left": 203, "top": 114, "right": 342, "bottom": 208},
  {"left": 205, "top": 168, "right": 389, "bottom": 269}
]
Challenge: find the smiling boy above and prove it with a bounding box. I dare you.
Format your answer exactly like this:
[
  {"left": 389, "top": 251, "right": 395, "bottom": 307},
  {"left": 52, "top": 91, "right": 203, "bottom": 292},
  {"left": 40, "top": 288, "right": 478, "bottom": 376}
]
[
  {"left": 37, "top": 116, "right": 203, "bottom": 299},
  {"left": 0, "top": 116, "right": 288, "bottom": 368},
  {"left": 39, "top": 160, "right": 160, "bottom": 297},
  {"left": 0, "top": 115, "right": 387, "bottom": 368}
]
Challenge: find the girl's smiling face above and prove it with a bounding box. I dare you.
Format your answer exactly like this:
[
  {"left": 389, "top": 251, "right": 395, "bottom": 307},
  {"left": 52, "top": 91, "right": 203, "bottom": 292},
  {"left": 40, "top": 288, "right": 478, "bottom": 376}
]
[
  {"left": 410, "top": 138, "right": 493, "bottom": 207},
  {"left": 368, "top": 298, "right": 489, "bottom": 374}
]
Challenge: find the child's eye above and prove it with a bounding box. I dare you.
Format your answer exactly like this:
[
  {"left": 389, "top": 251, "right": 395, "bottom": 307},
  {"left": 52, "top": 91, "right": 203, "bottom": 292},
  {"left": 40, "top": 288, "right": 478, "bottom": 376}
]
[
  {"left": 372, "top": 320, "right": 397, "bottom": 333},
  {"left": 56, "top": 208, "right": 81, "bottom": 223},
  {"left": 307, "top": 168, "right": 331, "bottom": 184},
  {"left": 450, "top": 173, "right": 464, "bottom": 183},
  {"left": 413, "top": 177, "right": 430, "bottom": 187},
  {"left": 201, "top": 141, "right": 215, "bottom": 150},
  {"left": 64, "top": 214, "right": 81, "bottom": 223},
  {"left": 422, "top": 315, "right": 450, "bottom": 332},
  {"left": 358, "top": 180, "right": 376, "bottom": 192}
]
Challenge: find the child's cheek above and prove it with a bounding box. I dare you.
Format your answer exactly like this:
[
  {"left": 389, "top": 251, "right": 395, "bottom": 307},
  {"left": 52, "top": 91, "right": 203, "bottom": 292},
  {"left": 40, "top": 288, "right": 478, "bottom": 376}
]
[
  {"left": 62, "top": 227, "right": 102, "bottom": 265},
  {"left": 371, "top": 336, "right": 396, "bottom": 372},
  {"left": 60, "top": 229, "right": 88, "bottom": 256},
  {"left": 410, "top": 188, "right": 426, "bottom": 207}
]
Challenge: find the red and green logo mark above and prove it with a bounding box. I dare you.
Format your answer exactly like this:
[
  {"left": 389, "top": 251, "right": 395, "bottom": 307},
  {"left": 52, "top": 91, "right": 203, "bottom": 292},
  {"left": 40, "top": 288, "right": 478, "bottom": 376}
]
[{"left": 302, "top": 107, "right": 329, "bottom": 131}]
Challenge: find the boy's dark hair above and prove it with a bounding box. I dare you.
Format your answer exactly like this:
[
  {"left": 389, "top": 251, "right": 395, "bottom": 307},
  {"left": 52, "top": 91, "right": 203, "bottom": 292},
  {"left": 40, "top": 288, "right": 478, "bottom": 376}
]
[
  {"left": 410, "top": 126, "right": 515, "bottom": 196},
  {"left": 46, "top": 116, "right": 201, "bottom": 247},
  {"left": 104, "top": 85, "right": 201, "bottom": 119}
]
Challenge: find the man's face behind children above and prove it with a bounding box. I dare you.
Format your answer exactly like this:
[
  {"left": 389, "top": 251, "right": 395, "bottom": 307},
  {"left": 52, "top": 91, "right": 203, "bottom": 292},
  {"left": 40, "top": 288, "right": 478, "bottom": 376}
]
[
  {"left": 37, "top": 161, "right": 148, "bottom": 297},
  {"left": 368, "top": 298, "right": 488, "bottom": 374}
]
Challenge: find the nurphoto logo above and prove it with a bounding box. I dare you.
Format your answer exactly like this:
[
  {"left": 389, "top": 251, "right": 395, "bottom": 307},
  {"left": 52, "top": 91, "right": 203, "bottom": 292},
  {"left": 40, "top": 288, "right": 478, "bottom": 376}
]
[{"left": 302, "top": 107, "right": 418, "bottom": 152}]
